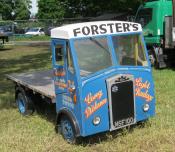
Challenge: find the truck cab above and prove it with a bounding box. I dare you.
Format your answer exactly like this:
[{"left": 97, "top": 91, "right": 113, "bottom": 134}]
[
  {"left": 135, "top": 0, "right": 174, "bottom": 68},
  {"left": 135, "top": 0, "right": 172, "bottom": 45},
  {"left": 51, "top": 21, "right": 155, "bottom": 142}
]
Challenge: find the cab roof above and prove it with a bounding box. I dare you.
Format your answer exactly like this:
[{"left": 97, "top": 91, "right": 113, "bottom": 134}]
[{"left": 51, "top": 21, "right": 142, "bottom": 39}]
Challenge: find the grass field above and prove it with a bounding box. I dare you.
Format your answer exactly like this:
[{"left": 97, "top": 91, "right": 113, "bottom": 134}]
[
  {"left": 0, "top": 45, "right": 175, "bottom": 152},
  {"left": 14, "top": 35, "right": 50, "bottom": 41}
]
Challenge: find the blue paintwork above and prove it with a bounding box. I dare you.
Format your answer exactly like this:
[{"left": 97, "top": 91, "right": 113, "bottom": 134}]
[
  {"left": 18, "top": 98, "right": 25, "bottom": 114},
  {"left": 51, "top": 32, "right": 156, "bottom": 137}
]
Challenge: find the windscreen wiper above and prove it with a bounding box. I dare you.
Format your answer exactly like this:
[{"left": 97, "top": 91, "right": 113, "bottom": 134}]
[{"left": 89, "top": 37, "right": 109, "bottom": 52}]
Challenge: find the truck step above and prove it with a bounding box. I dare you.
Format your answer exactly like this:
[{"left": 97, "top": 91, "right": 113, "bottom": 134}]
[{"left": 158, "top": 61, "right": 167, "bottom": 68}]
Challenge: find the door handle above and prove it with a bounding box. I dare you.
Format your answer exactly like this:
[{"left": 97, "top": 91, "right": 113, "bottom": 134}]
[{"left": 68, "top": 85, "right": 76, "bottom": 93}]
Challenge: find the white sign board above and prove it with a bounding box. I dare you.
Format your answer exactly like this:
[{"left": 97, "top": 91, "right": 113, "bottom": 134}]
[{"left": 51, "top": 21, "right": 142, "bottom": 39}]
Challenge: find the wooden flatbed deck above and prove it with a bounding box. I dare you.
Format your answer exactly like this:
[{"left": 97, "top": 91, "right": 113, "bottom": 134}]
[{"left": 6, "top": 70, "right": 56, "bottom": 101}]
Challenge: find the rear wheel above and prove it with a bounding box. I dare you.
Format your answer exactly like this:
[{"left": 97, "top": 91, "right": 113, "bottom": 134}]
[
  {"left": 16, "top": 88, "right": 34, "bottom": 116},
  {"left": 148, "top": 49, "right": 156, "bottom": 67}
]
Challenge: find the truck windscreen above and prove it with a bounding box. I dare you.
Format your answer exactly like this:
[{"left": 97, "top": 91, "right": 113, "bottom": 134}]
[
  {"left": 135, "top": 8, "right": 153, "bottom": 27},
  {"left": 74, "top": 37, "right": 112, "bottom": 75},
  {"left": 112, "top": 34, "right": 148, "bottom": 66},
  {"left": 73, "top": 34, "right": 148, "bottom": 76}
]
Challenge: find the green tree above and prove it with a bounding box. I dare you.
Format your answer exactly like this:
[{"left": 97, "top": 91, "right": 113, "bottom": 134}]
[
  {"left": 61, "top": 0, "right": 142, "bottom": 17},
  {"left": 14, "top": 0, "right": 32, "bottom": 20},
  {"left": 0, "top": 0, "right": 13, "bottom": 20},
  {"left": 0, "top": 0, "right": 31, "bottom": 20},
  {"left": 37, "top": 0, "right": 143, "bottom": 19},
  {"left": 37, "top": 0, "right": 65, "bottom": 19}
]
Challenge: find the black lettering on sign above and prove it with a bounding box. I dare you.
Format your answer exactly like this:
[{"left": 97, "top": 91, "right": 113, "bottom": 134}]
[
  {"left": 91, "top": 25, "right": 99, "bottom": 35},
  {"left": 73, "top": 28, "right": 81, "bottom": 37},
  {"left": 82, "top": 26, "right": 91, "bottom": 35},
  {"left": 115, "top": 23, "right": 122, "bottom": 32},
  {"left": 107, "top": 23, "right": 114, "bottom": 33},
  {"left": 72, "top": 23, "right": 140, "bottom": 37},
  {"left": 123, "top": 23, "right": 130, "bottom": 32},
  {"left": 99, "top": 24, "right": 107, "bottom": 34},
  {"left": 133, "top": 24, "right": 139, "bottom": 31}
]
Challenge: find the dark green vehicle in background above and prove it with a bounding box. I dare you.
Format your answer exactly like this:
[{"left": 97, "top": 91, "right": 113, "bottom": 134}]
[{"left": 135, "top": 0, "right": 175, "bottom": 68}]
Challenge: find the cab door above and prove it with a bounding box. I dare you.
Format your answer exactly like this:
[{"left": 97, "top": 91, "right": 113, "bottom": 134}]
[{"left": 52, "top": 39, "right": 67, "bottom": 94}]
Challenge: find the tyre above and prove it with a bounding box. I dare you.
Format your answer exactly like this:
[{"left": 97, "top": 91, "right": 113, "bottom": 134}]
[
  {"left": 60, "top": 116, "right": 76, "bottom": 144},
  {"left": 16, "top": 89, "right": 34, "bottom": 116},
  {"left": 148, "top": 49, "right": 156, "bottom": 67}
]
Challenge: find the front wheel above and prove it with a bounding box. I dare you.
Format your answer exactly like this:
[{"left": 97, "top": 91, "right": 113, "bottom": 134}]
[{"left": 60, "top": 116, "right": 76, "bottom": 144}]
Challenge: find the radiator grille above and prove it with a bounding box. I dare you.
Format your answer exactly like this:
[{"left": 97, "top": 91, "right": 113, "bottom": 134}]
[{"left": 107, "top": 75, "right": 136, "bottom": 130}]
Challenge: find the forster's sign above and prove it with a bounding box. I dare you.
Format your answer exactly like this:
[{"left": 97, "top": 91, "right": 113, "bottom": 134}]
[
  {"left": 73, "top": 22, "right": 140, "bottom": 37},
  {"left": 51, "top": 21, "right": 142, "bottom": 39}
]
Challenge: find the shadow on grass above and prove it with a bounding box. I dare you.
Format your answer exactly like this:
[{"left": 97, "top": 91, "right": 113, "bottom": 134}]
[
  {"left": 0, "top": 48, "right": 50, "bottom": 74},
  {"left": 0, "top": 48, "right": 51, "bottom": 92},
  {"left": 0, "top": 48, "right": 13, "bottom": 51},
  {"left": 29, "top": 96, "right": 151, "bottom": 146},
  {"left": 77, "top": 120, "right": 151, "bottom": 146},
  {"left": 0, "top": 45, "right": 52, "bottom": 111},
  {"left": 24, "top": 95, "right": 151, "bottom": 146},
  {"left": 32, "top": 96, "right": 56, "bottom": 124}
]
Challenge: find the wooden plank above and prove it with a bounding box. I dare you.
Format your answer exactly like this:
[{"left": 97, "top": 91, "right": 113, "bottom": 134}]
[{"left": 6, "top": 70, "right": 56, "bottom": 101}]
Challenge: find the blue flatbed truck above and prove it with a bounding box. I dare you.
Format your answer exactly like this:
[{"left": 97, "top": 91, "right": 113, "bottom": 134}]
[{"left": 7, "top": 21, "right": 156, "bottom": 143}]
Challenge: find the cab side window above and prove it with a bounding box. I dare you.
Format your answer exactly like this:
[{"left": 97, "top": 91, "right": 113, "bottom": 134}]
[
  {"left": 67, "top": 43, "right": 75, "bottom": 73},
  {"left": 55, "top": 45, "right": 64, "bottom": 66}
]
